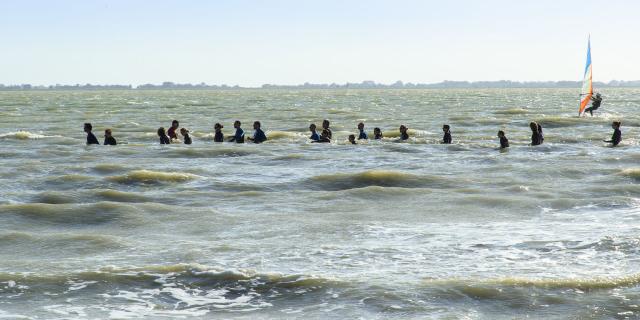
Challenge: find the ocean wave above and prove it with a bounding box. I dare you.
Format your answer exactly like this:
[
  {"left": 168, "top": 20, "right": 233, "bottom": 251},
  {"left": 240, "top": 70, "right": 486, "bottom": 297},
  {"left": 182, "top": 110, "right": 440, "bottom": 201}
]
[
  {"left": 618, "top": 168, "right": 640, "bottom": 180},
  {"left": 307, "top": 170, "right": 457, "bottom": 191},
  {"left": 108, "top": 170, "right": 199, "bottom": 184},
  {"left": 493, "top": 108, "right": 529, "bottom": 115},
  {"left": 92, "top": 163, "right": 129, "bottom": 174},
  {"left": 162, "top": 147, "right": 258, "bottom": 158},
  {"left": 425, "top": 274, "right": 640, "bottom": 291},
  {"left": 0, "top": 131, "right": 52, "bottom": 139},
  {"left": 0, "top": 231, "right": 124, "bottom": 251},
  {"left": 267, "top": 130, "right": 304, "bottom": 140},
  {"left": 0, "top": 202, "right": 138, "bottom": 225}
]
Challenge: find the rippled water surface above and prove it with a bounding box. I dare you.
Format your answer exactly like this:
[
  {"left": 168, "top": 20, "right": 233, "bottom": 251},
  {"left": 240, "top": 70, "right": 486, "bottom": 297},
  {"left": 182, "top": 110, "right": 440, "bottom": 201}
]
[{"left": 2, "top": 88, "right": 640, "bottom": 319}]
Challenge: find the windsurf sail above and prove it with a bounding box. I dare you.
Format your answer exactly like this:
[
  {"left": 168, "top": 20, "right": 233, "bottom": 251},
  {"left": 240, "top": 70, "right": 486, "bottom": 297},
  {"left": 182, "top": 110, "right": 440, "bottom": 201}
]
[{"left": 578, "top": 37, "right": 593, "bottom": 116}]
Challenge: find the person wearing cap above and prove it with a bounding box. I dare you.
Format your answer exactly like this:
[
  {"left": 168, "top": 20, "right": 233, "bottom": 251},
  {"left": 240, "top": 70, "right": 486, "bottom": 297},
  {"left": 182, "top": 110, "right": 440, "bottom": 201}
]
[
  {"left": 214, "top": 123, "right": 224, "bottom": 142},
  {"left": 584, "top": 93, "right": 603, "bottom": 116}
]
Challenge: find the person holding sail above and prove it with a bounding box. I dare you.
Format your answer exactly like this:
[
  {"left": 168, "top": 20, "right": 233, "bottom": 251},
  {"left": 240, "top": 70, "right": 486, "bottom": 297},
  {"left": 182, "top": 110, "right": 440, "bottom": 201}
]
[{"left": 584, "top": 93, "right": 603, "bottom": 116}]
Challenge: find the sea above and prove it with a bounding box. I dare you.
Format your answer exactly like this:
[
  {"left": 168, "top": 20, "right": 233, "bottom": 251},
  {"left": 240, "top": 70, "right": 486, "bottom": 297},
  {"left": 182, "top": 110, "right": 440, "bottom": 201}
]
[{"left": 1, "top": 88, "right": 640, "bottom": 319}]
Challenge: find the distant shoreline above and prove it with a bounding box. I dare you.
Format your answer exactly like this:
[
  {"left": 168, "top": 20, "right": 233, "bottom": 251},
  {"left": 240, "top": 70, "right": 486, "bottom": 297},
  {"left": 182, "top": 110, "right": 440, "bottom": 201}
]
[{"left": 2, "top": 80, "right": 640, "bottom": 91}]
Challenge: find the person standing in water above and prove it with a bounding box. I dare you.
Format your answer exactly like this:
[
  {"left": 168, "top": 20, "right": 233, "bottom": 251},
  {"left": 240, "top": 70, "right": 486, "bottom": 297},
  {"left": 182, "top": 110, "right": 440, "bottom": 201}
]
[
  {"left": 357, "top": 122, "right": 368, "bottom": 140},
  {"left": 158, "top": 127, "right": 170, "bottom": 144},
  {"left": 228, "top": 120, "right": 245, "bottom": 143},
  {"left": 399, "top": 125, "right": 409, "bottom": 141},
  {"left": 530, "top": 122, "right": 543, "bottom": 146},
  {"left": 180, "top": 128, "right": 192, "bottom": 145},
  {"left": 584, "top": 93, "right": 603, "bottom": 116},
  {"left": 84, "top": 123, "right": 99, "bottom": 145},
  {"left": 322, "top": 119, "right": 333, "bottom": 139},
  {"left": 248, "top": 121, "right": 267, "bottom": 143},
  {"left": 604, "top": 121, "right": 622, "bottom": 146},
  {"left": 213, "top": 123, "right": 224, "bottom": 142},
  {"left": 373, "top": 127, "right": 383, "bottom": 140},
  {"left": 498, "top": 130, "right": 509, "bottom": 149},
  {"left": 312, "top": 129, "right": 331, "bottom": 143},
  {"left": 309, "top": 124, "right": 320, "bottom": 141},
  {"left": 348, "top": 134, "right": 357, "bottom": 145},
  {"left": 103, "top": 129, "right": 117, "bottom": 145},
  {"left": 167, "top": 120, "right": 179, "bottom": 140},
  {"left": 442, "top": 124, "right": 452, "bottom": 144}
]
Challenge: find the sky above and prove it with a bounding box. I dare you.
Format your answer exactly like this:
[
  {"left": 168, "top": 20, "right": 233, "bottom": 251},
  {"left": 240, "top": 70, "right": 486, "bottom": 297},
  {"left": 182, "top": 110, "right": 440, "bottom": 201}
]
[{"left": 0, "top": 0, "right": 638, "bottom": 87}]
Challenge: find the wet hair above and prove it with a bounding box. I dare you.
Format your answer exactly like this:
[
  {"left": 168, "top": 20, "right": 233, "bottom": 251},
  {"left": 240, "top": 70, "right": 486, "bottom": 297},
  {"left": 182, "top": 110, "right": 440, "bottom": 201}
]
[
  {"left": 234, "top": 120, "right": 241, "bottom": 126},
  {"left": 157, "top": 127, "right": 166, "bottom": 136},
  {"left": 172, "top": 120, "right": 179, "bottom": 126},
  {"left": 358, "top": 122, "right": 364, "bottom": 127},
  {"left": 105, "top": 128, "right": 112, "bottom": 135},
  {"left": 529, "top": 122, "right": 538, "bottom": 131},
  {"left": 323, "top": 119, "right": 330, "bottom": 127},
  {"left": 443, "top": 124, "right": 450, "bottom": 131},
  {"left": 321, "top": 129, "right": 330, "bottom": 137},
  {"left": 613, "top": 121, "right": 622, "bottom": 128},
  {"left": 310, "top": 123, "right": 317, "bottom": 129},
  {"left": 214, "top": 123, "right": 223, "bottom": 130},
  {"left": 498, "top": 130, "right": 505, "bottom": 136},
  {"left": 254, "top": 121, "right": 261, "bottom": 127},
  {"left": 400, "top": 125, "right": 407, "bottom": 131},
  {"left": 180, "top": 128, "right": 189, "bottom": 134},
  {"left": 374, "top": 127, "right": 381, "bottom": 132},
  {"left": 348, "top": 134, "right": 355, "bottom": 139},
  {"left": 84, "top": 123, "right": 92, "bottom": 130}
]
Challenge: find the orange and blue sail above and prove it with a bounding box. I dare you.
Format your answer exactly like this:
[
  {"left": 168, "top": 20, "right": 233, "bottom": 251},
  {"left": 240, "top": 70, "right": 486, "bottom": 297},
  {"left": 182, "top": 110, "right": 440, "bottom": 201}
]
[{"left": 579, "top": 37, "right": 593, "bottom": 115}]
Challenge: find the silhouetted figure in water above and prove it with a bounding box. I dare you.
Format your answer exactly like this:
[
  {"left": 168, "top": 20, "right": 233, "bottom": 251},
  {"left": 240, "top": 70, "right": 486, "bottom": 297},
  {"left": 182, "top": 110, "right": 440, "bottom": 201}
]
[
  {"left": 312, "top": 129, "right": 331, "bottom": 143},
  {"left": 248, "top": 121, "right": 267, "bottom": 143},
  {"left": 604, "top": 121, "right": 622, "bottom": 146},
  {"left": 168, "top": 120, "right": 179, "bottom": 140},
  {"left": 530, "top": 122, "right": 543, "bottom": 146},
  {"left": 348, "top": 134, "right": 357, "bottom": 145},
  {"left": 84, "top": 123, "right": 99, "bottom": 145},
  {"left": 399, "top": 125, "right": 409, "bottom": 141},
  {"left": 158, "top": 127, "right": 170, "bottom": 144},
  {"left": 180, "top": 128, "right": 192, "bottom": 145},
  {"left": 584, "top": 93, "right": 603, "bottom": 116},
  {"left": 322, "top": 119, "right": 333, "bottom": 139},
  {"left": 357, "top": 122, "right": 368, "bottom": 140},
  {"left": 309, "top": 124, "right": 320, "bottom": 141},
  {"left": 103, "top": 129, "right": 117, "bottom": 145},
  {"left": 442, "top": 124, "right": 452, "bottom": 144},
  {"left": 214, "top": 123, "right": 224, "bottom": 142},
  {"left": 373, "top": 127, "right": 383, "bottom": 140},
  {"left": 228, "top": 120, "right": 245, "bottom": 143},
  {"left": 498, "top": 130, "right": 509, "bottom": 149}
]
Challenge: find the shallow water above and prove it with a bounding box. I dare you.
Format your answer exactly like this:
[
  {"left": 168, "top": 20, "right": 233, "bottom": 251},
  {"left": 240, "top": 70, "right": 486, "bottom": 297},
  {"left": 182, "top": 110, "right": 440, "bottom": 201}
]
[{"left": 1, "top": 88, "right": 640, "bottom": 319}]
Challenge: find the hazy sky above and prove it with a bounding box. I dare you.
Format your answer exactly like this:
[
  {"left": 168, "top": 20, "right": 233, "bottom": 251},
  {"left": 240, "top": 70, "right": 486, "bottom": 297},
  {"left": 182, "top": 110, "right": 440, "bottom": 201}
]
[{"left": 1, "top": 0, "right": 638, "bottom": 86}]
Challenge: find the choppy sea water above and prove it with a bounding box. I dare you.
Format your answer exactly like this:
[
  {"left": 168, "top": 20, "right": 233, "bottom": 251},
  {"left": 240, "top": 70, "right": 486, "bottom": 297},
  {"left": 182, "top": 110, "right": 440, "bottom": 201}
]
[{"left": 1, "top": 88, "right": 640, "bottom": 319}]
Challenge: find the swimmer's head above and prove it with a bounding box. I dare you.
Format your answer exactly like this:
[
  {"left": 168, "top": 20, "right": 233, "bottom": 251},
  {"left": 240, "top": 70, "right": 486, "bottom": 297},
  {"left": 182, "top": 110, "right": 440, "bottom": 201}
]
[
  {"left": 84, "top": 123, "right": 92, "bottom": 132},
  {"left": 171, "top": 120, "right": 179, "bottom": 128}
]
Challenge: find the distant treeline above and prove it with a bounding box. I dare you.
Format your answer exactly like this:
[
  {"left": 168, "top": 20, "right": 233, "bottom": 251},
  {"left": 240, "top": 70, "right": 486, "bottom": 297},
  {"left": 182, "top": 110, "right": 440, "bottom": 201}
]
[{"left": 2, "top": 80, "right": 640, "bottom": 91}]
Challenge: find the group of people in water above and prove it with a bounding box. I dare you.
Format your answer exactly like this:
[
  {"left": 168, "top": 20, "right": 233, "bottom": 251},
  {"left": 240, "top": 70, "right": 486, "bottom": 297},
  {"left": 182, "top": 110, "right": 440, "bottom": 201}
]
[{"left": 83, "top": 117, "right": 623, "bottom": 148}]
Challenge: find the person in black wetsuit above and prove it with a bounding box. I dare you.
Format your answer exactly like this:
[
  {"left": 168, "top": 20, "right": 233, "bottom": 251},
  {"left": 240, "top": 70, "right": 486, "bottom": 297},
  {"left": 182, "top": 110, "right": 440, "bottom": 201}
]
[
  {"left": 373, "top": 127, "right": 383, "bottom": 140},
  {"left": 348, "top": 134, "right": 357, "bottom": 145},
  {"left": 103, "top": 129, "right": 117, "bottom": 145},
  {"left": 312, "top": 129, "right": 331, "bottom": 143},
  {"left": 604, "top": 121, "right": 622, "bottom": 146},
  {"left": 214, "top": 123, "right": 224, "bottom": 142},
  {"left": 228, "top": 121, "right": 245, "bottom": 143},
  {"left": 322, "top": 119, "right": 333, "bottom": 139},
  {"left": 399, "top": 125, "right": 409, "bottom": 141},
  {"left": 84, "top": 123, "right": 99, "bottom": 145},
  {"left": 309, "top": 124, "right": 320, "bottom": 141},
  {"left": 498, "top": 130, "right": 509, "bottom": 149},
  {"left": 442, "top": 124, "right": 452, "bottom": 144},
  {"left": 584, "top": 93, "right": 603, "bottom": 116},
  {"left": 530, "top": 122, "right": 543, "bottom": 146},
  {"left": 248, "top": 121, "right": 267, "bottom": 143},
  {"left": 180, "top": 128, "right": 192, "bottom": 145},
  {"left": 158, "top": 127, "right": 170, "bottom": 144},
  {"left": 357, "top": 122, "right": 368, "bottom": 140}
]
